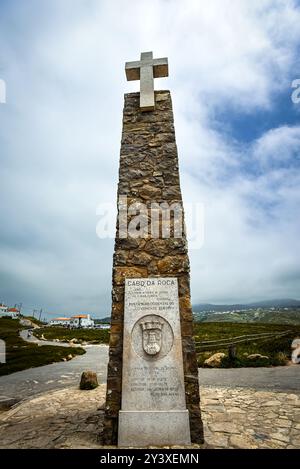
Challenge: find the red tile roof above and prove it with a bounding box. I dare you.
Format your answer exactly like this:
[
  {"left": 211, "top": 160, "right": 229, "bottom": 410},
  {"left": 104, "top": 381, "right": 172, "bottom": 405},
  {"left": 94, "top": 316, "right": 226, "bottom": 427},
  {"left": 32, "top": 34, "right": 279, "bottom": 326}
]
[{"left": 52, "top": 317, "right": 71, "bottom": 321}]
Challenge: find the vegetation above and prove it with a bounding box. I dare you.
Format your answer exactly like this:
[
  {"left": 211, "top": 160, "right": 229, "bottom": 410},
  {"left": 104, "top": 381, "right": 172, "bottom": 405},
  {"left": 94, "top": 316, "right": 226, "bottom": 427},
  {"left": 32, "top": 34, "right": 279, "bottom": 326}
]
[
  {"left": 194, "top": 322, "right": 300, "bottom": 368},
  {"left": 21, "top": 315, "right": 45, "bottom": 326},
  {"left": 33, "top": 326, "right": 110, "bottom": 344},
  {"left": 193, "top": 308, "right": 300, "bottom": 325},
  {"left": 0, "top": 318, "right": 85, "bottom": 376}
]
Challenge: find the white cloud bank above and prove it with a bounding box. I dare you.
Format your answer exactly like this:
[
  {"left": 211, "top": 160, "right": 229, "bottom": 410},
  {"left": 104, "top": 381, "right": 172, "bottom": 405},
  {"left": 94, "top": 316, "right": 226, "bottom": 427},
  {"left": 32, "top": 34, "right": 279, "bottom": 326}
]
[{"left": 0, "top": 0, "right": 299, "bottom": 315}]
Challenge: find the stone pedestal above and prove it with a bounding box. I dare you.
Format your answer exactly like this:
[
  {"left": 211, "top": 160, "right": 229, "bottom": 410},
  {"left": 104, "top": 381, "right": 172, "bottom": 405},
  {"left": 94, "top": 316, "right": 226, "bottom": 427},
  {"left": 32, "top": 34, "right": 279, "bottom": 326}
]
[{"left": 102, "top": 91, "right": 204, "bottom": 446}]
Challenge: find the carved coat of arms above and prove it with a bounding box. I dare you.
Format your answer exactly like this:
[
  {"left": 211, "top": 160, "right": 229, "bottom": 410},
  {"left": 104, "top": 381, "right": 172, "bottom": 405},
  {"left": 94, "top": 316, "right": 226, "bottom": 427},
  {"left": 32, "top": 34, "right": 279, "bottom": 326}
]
[{"left": 140, "top": 320, "right": 164, "bottom": 356}]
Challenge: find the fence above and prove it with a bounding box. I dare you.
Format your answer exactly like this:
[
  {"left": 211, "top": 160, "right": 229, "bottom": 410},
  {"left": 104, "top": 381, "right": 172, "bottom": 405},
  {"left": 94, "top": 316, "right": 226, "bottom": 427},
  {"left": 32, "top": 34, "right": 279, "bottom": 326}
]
[{"left": 195, "top": 330, "right": 292, "bottom": 357}]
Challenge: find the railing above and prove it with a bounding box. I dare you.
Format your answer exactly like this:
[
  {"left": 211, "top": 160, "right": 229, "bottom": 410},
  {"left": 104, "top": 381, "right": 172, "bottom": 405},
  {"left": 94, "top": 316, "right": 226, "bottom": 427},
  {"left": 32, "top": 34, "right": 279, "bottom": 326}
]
[{"left": 195, "top": 330, "right": 292, "bottom": 355}]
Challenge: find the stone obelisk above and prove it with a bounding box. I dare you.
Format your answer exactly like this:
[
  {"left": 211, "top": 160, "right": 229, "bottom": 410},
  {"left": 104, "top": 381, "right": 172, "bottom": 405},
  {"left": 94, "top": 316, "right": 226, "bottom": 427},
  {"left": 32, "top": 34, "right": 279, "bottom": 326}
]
[{"left": 102, "top": 52, "right": 204, "bottom": 446}]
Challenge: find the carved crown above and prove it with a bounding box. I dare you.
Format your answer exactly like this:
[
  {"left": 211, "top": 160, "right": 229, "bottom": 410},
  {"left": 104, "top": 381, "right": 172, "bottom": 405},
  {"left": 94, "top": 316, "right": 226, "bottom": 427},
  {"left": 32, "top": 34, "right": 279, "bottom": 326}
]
[{"left": 140, "top": 320, "right": 164, "bottom": 331}]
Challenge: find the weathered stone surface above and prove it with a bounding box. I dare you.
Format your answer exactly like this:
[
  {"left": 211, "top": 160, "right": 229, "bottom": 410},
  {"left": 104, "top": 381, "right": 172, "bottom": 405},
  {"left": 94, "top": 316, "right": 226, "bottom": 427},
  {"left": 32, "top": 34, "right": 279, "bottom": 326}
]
[
  {"left": 103, "top": 91, "right": 203, "bottom": 445},
  {"left": 204, "top": 353, "right": 226, "bottom": 368},
  {"left": 79, "top": 371, "right": 99, "bottom": 390}
]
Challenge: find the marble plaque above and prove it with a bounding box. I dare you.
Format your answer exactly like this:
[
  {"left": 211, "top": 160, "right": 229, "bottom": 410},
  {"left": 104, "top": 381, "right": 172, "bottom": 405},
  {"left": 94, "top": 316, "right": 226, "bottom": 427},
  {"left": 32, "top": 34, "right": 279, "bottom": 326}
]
[{"left": 118, "top": 277, "right": 191, "bottom": 447}]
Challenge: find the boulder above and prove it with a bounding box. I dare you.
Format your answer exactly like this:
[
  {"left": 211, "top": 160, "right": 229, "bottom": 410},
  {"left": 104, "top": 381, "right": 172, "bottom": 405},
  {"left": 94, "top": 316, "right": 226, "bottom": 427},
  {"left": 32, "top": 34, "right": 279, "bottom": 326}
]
[
  {"left": 204, "top": 352, "right": 226, "bottom": 368},
  {"left": 247, "top": 354, "right": 269, "bottom": 360},
  {"left": 79, "top": 371, "right": 99, "bottom": 390},
  {"left": 291, "top": 338, "right": 300, "bottom": 349},
  {"left": 0, "top": 397, "right": 20, "bottom": 411}
]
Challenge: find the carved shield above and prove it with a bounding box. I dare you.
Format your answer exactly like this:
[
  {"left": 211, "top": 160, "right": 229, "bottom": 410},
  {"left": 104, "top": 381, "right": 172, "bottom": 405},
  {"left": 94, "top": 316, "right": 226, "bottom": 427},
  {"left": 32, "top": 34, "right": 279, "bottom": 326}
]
[{"left": 141, "top": 321, "right": 163, "bottom": 356}]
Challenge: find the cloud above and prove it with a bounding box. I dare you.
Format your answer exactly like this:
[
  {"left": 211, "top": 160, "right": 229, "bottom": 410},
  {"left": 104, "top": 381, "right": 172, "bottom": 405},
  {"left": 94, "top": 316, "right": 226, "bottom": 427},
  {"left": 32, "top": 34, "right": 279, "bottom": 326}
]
[
  {"left": 0, "top": 0, "right": 299, "bottom": 316},
  {"left": 253, "top": 125, "right": 300, "bottom": 168}
]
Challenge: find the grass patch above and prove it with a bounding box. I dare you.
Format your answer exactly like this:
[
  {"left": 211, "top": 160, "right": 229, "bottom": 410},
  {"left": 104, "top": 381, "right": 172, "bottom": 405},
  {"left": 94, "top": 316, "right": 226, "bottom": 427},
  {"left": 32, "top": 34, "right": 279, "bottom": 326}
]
[
  {"left": 33, "top": 326, "right": 110, "bottom": 344},
  {"left": 0, "top": 318, "right": 85, "bottom": 376},
  {"left": 194, "top": 322, "right": 300, "bottom": 368}
]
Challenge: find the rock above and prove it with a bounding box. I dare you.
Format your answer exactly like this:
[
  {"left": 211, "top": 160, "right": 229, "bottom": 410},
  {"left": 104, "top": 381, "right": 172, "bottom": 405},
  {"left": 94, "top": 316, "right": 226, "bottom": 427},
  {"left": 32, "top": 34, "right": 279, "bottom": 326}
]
[
  {"left": 0, "top": 397, "right": 20, "bottom": 411},
  {"left": 204, "top": 353, "right": 226, "bottom": 368},
  {"left": 139, "top": 184, "right": 161, "bottom": 199},
  {"left": 113, "top": 266, "right": 148, "bottom": 285},
  {"left": 131, "top": 251, "right": 152, "bottom": 266},
  {"left": 270, "top": 432, "right": 290, "bottom": 443},
  {"left": 205, "top": 433, "right": 229, "bottom": 448},
  {"left": 291, "top": 338, "right": 300, "bottom": 349},
  {"left": 247, "top": 354, "right": 269, "bottom": 360},
  {"left": 66, "top": 354, "right": 73, "bottom": 361},
  {"left": 79, "top": 371, "right": 99, "bottom": 390},
  {"left": 157, "top": 255, "right": 189, "bottom": 274},
  {"left": 230, "top": 435, "right": 256, "bottom": 449},
  {"left": 209, "top": 421, "right": 239, "bottom": 434}
]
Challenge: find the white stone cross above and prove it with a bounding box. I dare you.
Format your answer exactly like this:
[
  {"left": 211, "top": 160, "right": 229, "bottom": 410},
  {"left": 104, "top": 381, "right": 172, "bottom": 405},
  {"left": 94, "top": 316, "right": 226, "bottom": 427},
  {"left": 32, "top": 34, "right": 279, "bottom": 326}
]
[{"left": 125, "top": 51, "right": 168, "bottom": 111}]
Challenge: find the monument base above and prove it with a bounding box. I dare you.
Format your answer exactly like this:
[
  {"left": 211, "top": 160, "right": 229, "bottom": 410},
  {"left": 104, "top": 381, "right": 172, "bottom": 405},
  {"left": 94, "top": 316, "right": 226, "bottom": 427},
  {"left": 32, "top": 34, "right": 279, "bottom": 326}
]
[{"left": 118, "top": 410, "right": 191, "bottom": 447}]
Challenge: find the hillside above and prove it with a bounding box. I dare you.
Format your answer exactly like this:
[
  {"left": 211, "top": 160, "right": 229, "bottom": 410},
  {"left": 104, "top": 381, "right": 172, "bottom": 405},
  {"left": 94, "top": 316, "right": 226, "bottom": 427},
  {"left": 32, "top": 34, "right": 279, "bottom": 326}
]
[
  {"left": 193, "top": 299, "right": 300, "bottom": 312},
  {"left": 193, "top": 309, "right": 300, "bottom": 325},
  {"left": 194, "top": 322, "right": 300, "bottom": 368}
]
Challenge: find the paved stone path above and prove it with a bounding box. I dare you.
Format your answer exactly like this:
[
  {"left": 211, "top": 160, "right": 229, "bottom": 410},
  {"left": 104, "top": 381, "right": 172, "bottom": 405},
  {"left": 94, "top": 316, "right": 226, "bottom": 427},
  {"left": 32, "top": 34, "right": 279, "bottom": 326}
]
[
  {"left": 1, "top": 339, "right": 299, "bottom": 449},
  {"left": 0, "top": 384, "right": 299, "bottom": 449},
  {"left": 19, "top": 329, "right": 72, "bottom": 347},
  {"left": 202, "top": 386, "right": 300, "bottom": 449},
  {"left": 0, "top": 345, "right": 109, "bottom": 400},
  {"left": 200, "top": 365, "right": 300, "bottom": 392},
  {"left": 1, "top": 342, "right": 299, "bottom": 402}
]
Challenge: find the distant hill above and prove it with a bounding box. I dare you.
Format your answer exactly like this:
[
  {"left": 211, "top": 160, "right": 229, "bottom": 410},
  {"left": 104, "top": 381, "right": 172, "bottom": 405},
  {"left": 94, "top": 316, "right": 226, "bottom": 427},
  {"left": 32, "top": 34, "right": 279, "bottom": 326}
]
[
  {"left": 94, "top": 317, "right": 111, "bottom": 324},
  {"left": 193, "top": 299, "right": 300, "bottom": 312},
  {"left": 193, "top": 309, "right": 300, "bottom": 325}
]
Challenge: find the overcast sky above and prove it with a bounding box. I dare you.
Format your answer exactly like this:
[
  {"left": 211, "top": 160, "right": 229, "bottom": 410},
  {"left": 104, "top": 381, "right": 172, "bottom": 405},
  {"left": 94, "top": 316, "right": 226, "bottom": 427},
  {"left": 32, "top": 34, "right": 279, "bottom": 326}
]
[{"left": 0, "top": 0, "right": 300, "bottom": 318}]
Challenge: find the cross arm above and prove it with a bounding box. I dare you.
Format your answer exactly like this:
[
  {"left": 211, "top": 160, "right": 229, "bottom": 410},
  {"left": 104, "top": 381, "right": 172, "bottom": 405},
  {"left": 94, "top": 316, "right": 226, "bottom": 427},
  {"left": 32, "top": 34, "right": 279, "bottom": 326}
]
[
  {"left": 153, "top": 57, "right": 168, "bottom": 78},
  {"left": 125, "top": 61, "right": 141, "bottom": 81}
]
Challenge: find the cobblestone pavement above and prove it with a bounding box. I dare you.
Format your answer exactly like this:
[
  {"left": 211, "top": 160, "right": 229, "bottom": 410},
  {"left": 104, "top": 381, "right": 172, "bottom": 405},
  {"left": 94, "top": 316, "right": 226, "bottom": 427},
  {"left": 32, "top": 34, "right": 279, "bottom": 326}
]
[{"left": 0, "top": 384, "right": 299, "bottom": 449}]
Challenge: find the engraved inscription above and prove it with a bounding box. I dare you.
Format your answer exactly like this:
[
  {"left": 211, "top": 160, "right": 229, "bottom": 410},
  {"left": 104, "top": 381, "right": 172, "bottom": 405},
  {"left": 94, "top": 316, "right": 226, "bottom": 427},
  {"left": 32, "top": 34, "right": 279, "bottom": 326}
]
[
  {"left": 129, "top": 365, "right": 181, "bottom": 399},
  {"left": 122, "top": 277, "right": 187, "bottom": 411}
]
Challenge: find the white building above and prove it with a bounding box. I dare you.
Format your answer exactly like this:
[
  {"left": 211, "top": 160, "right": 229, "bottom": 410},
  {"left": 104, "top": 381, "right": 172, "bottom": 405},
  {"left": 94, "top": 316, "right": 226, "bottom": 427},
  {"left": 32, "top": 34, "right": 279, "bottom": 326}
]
[
  {"left": 7, "top": 307, "right": 20, "bottom": 319},
  {"left": 48, "top": 314, "right": 94, "bottom": 328},
  {"left": 0, "top": 306, "right": 20, "bottom": 319},
  {"left": 96, "top": 324, "right": 110, "bottom": 330},
  {"left": 0, "top": 304, "right": 8, "bottom": 316},
  {"left": 49, "top": 317, "right": 71, "bottom": 326},
  {"left": 70, "top": 314, "right": 94, "bottom": 328}
]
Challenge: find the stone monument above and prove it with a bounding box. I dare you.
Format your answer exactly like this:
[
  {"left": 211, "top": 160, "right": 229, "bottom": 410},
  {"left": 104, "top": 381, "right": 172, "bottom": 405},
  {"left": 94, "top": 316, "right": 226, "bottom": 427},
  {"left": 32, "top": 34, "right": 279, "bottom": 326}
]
[{"left": 102, "top": 52, "right": 204, "bottom": 447}]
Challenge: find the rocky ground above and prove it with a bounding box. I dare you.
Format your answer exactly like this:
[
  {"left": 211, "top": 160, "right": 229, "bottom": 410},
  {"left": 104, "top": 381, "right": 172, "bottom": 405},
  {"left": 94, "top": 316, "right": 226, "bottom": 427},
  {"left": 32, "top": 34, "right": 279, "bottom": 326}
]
[{"left": 0, "top": 384, "right": 299, "bottom": 449}]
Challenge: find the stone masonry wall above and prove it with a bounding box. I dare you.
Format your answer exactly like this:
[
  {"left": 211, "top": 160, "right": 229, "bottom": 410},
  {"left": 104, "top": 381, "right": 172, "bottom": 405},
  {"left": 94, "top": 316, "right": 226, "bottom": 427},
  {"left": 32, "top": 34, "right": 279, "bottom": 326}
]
[{"left": 102, "top": 91, "right": 204, "bottom": 445}]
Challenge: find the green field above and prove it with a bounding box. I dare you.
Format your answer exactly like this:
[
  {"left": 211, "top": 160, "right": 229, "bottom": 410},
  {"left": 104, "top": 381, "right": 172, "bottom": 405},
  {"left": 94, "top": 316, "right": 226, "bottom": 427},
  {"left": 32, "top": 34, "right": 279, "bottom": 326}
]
[
  {"left": 194, "top": 322, "right": 300, "bottom": 367},
  {"left": 1, "top": 318, "right": 299, "bottom": 376},
  {"left": 33, "top": 326, "right": 110, "bottom": 344},
  {"left": 0, "top": 318, "right": 85, "bottom": 376}
]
